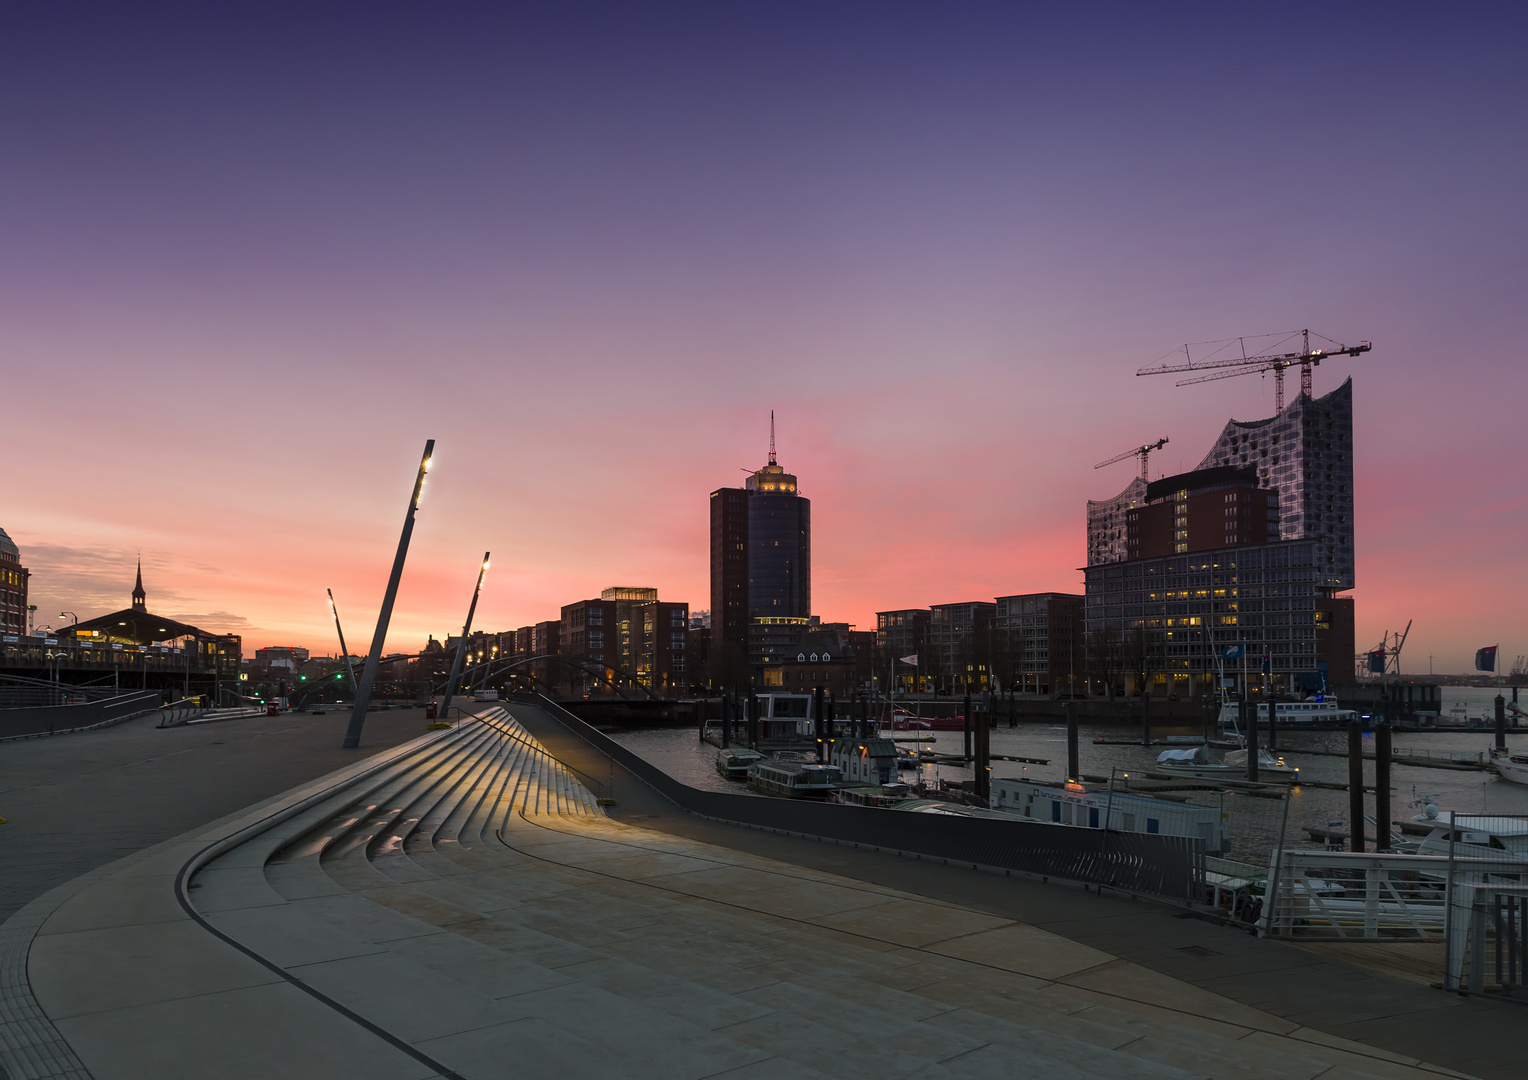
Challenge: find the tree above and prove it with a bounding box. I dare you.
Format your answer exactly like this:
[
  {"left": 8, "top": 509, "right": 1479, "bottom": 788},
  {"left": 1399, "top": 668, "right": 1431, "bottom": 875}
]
[
  {"left": 1125, "top": 625, "right": 1164, "bottom": 700},
  {"left": 1086, "top": 629, "right": 1124, "bottom": 701}
]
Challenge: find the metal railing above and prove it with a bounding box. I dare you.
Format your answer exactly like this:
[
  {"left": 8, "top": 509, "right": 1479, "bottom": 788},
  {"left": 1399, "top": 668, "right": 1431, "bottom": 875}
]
[
  {"left": 1265, "top": 840, "right": 1528, "bottom": 1002},
  {"left": 0, "top": 690, "right": 164, "bottom": 740},
  {"left": 527, "top": 693, "right": 1206, "bottom": 903}
]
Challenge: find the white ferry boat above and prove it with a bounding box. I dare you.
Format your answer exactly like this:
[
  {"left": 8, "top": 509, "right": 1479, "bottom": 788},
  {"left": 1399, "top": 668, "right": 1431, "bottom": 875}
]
[{"left": 1240, "top": 694, "right": 1359, "bottom": 731}]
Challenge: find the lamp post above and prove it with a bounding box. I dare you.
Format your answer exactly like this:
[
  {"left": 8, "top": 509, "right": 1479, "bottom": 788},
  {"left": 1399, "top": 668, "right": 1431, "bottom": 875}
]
[
  {"left": 343, "top": 439, "right": 434, "bottom": 749},
  {"left": 440, "top": 552, "right": 490, "bottom": 719},
  {"left": 44, "top": 650, "right": 66, "bottom": 704},
  {"left": 327, "top": 589, "right": 359, "bottom": 700}
]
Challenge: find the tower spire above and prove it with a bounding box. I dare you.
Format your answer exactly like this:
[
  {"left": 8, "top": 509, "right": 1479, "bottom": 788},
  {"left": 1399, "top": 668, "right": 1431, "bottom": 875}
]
[
  {"left": 769, "top": 410, "right": 776, "bottom": 466},
  {"left": 132, "top": 557, "right": 146, "bottom": 611}
]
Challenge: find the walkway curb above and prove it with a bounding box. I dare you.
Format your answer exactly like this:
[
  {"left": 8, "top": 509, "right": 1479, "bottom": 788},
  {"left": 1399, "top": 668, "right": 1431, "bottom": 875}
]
[{"left": 0, "top": 725, "right": 458, "bottom": 1080}]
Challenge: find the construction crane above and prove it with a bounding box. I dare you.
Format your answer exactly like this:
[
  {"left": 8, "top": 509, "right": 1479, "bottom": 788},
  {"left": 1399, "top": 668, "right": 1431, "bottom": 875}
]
[
  {"left": 1136, "top": 329, "right": 1372, "bottom": 412},
  {"left": 1095, "top": 437, "right": 1168, "bottom": 483},
  {"left": 1361, "top": 620, "right": 1412, "bottom": 680}
]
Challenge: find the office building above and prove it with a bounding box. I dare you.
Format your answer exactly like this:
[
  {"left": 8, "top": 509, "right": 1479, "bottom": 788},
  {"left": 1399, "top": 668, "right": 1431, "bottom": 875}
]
[
  {"left": 709, "top": 422, "right": 811, "bottom": 668},
  {"left": 993, "top": 593, "right": 1084, "bottom": 694},
  {"left": 926, "top": 601, "right": 996, "bottom": 692},
  {"left": 0, "top": 526, "right": 29, "bottom": 639},
  {"left": 875, "top": 609, "right": 929, "bottom": 691},
  {"left": 1083, "top": 380, "right": 1357, "bottom": 696},
  {"left": 560, "top": 587, "right": 689, "bottom": 694}
]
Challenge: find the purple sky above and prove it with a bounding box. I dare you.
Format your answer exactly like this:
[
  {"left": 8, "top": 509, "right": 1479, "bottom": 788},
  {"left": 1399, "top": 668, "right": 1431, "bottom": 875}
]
[{"left": 4, "top": 3, "right": 1525, "bottom": 674}]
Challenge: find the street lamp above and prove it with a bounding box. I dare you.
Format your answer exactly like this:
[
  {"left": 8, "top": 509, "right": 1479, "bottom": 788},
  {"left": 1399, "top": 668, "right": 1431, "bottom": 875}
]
[{"left": 44, "top": 649, "right": 68, "bottom": 703}]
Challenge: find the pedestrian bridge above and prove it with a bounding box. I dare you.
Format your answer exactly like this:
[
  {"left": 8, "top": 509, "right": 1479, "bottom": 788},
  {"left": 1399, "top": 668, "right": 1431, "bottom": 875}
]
[{"left": 0, "top": 703, "right": 1489, "bottom": 1079}]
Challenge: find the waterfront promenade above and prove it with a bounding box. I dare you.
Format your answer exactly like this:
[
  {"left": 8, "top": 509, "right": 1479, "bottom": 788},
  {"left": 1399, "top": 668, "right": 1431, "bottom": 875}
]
[{"left": 1, "top": 703, "right": 1523, "bottom": 1079}]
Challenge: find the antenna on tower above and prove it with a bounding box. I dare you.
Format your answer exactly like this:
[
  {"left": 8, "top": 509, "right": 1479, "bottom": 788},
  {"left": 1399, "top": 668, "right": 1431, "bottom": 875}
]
[{"left": 769, "top": 410, "right": 777, "bottom": 465}]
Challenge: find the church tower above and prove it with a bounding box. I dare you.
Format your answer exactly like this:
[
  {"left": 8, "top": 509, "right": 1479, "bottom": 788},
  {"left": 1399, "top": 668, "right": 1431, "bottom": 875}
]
[{"left": 132, "top": 559, "right": 146, "bottom": 611}]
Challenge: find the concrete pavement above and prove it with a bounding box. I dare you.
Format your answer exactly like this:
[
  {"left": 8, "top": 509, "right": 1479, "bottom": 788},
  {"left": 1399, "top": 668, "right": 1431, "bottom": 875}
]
[
  {"left": 0, "top": 705, "right": 440, "bottom": 925},
  {"left": 2, "top": 705, "right": 1494, "bottom": 1079}
]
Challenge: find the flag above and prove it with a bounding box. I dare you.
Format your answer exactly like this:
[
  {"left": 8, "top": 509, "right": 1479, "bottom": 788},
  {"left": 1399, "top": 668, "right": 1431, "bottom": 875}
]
[
  {"left": 899, "top": 654, "right": 918, "bottom": 666},
  {"left": 1222, "top": 643, "right": 1244, "bottom": 660},
  {"left": 1367, "top": 649, "right": 1386, "bottom": 674},
  {"left": 1476, "top": 646, "right": 1498, "bottom": 673}
]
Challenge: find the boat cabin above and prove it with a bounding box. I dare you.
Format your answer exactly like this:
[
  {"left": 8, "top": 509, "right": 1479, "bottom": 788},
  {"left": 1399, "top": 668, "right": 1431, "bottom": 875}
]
[
  {"left": 830, "top": 738, "right": 899, "bottom": 786},
  {"left": 754, "top": 693, "right": 817, "bottom": 748},
  {"left": 746, "top": 759, "right": 842, "bottom": 798},
  {"left": 1408, "top": 810, "right": 1528, "bottom": 859},
  {"left": 715, "top": 748, "right": 765, "bottom": 780},
  {"left": 991, "top": 778, "right": 1230, "bottom": 853}
]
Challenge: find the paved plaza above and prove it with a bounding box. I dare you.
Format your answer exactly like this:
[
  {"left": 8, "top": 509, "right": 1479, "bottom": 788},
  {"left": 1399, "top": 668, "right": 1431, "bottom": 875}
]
[{"left": 1, "top": 704, "right": 1524, "bottom": 1079}]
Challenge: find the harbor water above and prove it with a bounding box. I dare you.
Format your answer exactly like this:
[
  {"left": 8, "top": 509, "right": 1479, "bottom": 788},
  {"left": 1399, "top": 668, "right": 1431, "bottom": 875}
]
[{"left": 610, "top": 684, "right": 1528, "bottom": 864}]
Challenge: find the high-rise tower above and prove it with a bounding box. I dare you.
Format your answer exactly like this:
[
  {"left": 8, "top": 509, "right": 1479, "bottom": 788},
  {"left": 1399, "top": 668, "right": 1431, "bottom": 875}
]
[{"left": 709, "top": 415, "right": 811, "bottom": 668}]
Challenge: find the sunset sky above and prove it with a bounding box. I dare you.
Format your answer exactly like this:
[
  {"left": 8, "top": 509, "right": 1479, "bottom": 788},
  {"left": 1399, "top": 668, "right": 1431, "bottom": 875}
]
[{"left": 4, "top": 3, "right": 1524, "bottom": 674}]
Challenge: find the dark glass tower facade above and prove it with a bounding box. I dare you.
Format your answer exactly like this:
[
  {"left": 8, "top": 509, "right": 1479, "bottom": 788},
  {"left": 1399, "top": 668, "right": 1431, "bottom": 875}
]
[
  {"left": 709, "top": 446, "right": 811, "bottom": 665},
  {"left": 708, "top": 488, "right": 750, "bottom": 658},
  {"left": 745, "top": 463, "right": 810, "bottom": 621}
]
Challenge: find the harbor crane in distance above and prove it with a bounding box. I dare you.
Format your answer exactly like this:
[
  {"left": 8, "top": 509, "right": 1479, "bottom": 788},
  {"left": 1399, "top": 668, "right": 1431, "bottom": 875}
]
[
  {"left": 1136, "top": 329, "right": 1372, "bottom": 412},
  {"left": 1362, "top": 619, "right": 1413, "bottom": 680},
  {"left": 1095, "top": 437, "right": 1168, "bottom": 483}
]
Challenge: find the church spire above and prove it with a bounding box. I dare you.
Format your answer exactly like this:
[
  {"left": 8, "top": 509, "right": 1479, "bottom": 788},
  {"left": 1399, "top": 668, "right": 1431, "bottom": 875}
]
[{"left": 132, "top": 558, "right": 146, "bottom": 611}]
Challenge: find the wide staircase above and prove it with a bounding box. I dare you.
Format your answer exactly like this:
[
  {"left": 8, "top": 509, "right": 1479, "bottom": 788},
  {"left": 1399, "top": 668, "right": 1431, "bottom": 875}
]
[{"left": 170, "top": 703, "right": 1465, "bottom": 1080}]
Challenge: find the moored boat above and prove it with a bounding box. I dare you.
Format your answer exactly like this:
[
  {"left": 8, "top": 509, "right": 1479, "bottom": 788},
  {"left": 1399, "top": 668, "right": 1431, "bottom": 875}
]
[
  {"left": 1491, "top": 750, "right": 1528, "bottom": 786},
  {"left": 715, "top": 747, "right": 765, "bottom": 780},
  {"left": 1155, "top": 745, "right": 1298, "bottom": 779},
  {"left": 1246, "top": 694, "right": 1359, "bottom": 731},
  {"left": 1395, "top": 802, "right": 1528, "bottom": 859},
  {"left": 746, "top": 758, "right": 843, "bottom": 798}
]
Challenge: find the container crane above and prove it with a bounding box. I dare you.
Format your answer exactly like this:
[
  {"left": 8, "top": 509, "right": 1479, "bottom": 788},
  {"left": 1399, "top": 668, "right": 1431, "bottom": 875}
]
[
  {"left": 1362, "top": 620, "right": 1412, "bottom": 680},
  {"left": 1095, "top": 437, "right": 1168, "bottom": 483},
  {"left": 1136, "top": 329, "right": 1372, "bottom": 412}
]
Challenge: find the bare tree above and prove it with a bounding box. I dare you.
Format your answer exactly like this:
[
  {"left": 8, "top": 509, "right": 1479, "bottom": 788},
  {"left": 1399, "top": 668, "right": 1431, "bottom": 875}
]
[{"left": 1087, "top": 629, "right": 1124, "bottom": 701}]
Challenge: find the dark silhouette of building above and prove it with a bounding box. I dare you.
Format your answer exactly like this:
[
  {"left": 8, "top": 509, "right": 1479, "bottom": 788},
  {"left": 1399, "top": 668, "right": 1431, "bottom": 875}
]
[
  {"left": 875, "top": 609, "right": 930, "bottom": 693},
  {"left": 993, "top": 593, "right": 1084, "bottom": 695},
  {"left": 764, "top": 626, "right": 859, "bottom": 695},
  {"left": 709, "top": 487, "right": 750, "bottom": 660},
  {"left": 65, "top": 565, "right": 242, "bottom": 686},
  {"left": 709, "top": 417, "right": 811, "bottom": 669},
  {"left": 927, "top": 601, "right": 996, "bottom": 693}
]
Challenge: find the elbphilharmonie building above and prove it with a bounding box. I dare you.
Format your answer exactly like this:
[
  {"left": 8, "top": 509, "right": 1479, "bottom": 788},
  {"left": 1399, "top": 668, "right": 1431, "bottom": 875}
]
[{"left": 1083, "top": 380, "right": 1356, "bottom": 695}]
